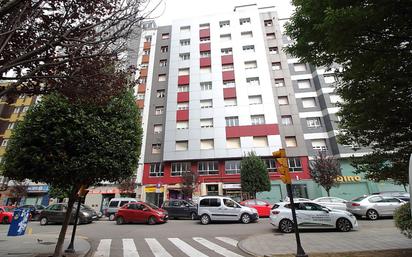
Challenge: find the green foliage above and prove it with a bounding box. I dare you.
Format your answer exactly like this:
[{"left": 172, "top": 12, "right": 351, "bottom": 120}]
[
  {"left": 286, "top": 0, "right": 412, "bottom": 185},
  {"left": 2, "top": 91, "right": 142, "bottom": 190},
  {"left": 240, "top": 151, "right": 270, "bottom": 199},
  {"left": 48, "top": 186, "right": 70, "bottom": 200},
  {"left": 394, "top": 203, "right": 412, "bottom": 239},
  {"left": 309, "top": 151, "right": 341, "bottom": 196}
]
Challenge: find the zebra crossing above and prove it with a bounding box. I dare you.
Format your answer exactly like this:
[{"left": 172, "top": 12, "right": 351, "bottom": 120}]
[{"left": 92, "top": 236, "right": 246, "bottom": 257}]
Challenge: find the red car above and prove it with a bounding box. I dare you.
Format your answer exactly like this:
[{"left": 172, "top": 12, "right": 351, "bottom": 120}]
[
  {"left": 240, "top": 199, "right": 272, "bottom": 217},
  {"left": 115, "top": 201, "right": 168, "bottom": 225},
  {"left": 0, "top": 206, "right": 15, "bottom": 224}
]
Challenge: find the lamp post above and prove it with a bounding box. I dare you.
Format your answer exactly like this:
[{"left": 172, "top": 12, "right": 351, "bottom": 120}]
[{"left": 65, "top": 185, "right": 88, "bottom": 253}]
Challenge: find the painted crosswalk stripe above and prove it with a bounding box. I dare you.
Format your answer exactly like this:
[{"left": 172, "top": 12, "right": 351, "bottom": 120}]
[
  {"left": 193, "top": 237, "right": 244, "bottom": 257},
  {"left": 215, "top": 237, "right": 238, "bottom": 247},
  {"left": 145, "top": 238, "right": 173, "bottom": 257},
  {"left": 168, "top": 238, "right": 209, "bottom": 257},
  {"left": 93, "top": 239, "right": 112, "bottom": 257},
  {"left": 122, "top": 239, "right": 139, "bottom": 257}
]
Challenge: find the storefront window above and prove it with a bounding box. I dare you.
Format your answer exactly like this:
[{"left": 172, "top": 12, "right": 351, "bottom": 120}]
[
  {"left": 206, "top": 184, "right": 219, "bottom": 195},
  {"left": 291, "top": 184, "right": 308, "bottom": 198}
]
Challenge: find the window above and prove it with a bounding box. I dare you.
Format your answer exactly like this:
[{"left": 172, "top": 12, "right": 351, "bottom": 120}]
[
  {"left": 136, "top": 93, "right": 145, "bottom": 100},
  {"left": 177, "top": 102, "right": 189, "bottom": 110},
  {"left": 264, "top": 19, "right": 273, "bottom": 27},
  {"left": 176, "top": 121, "right": 189, "bottom": 130},
  {"left": 274, "top": 78, "right": 285, "bottom": 87},
  {"left": 159, "top": 59, "right": 167, "bottom": 67},
  {"left": 329, "top": 94, "right": 342, "bottom": 104},
  {"left": 153, "top": 124, "right": 162, "bottom": 134},
  {"left": 158, "top": 74, "right": 167, "bottom": 82},
  {"left": 150, "top": 163, "right": 164, "bottom": 177},
  {"left": 246, "top": 77, "right": 260, "bottom": 86},
  {"left": 302, "top": 98, "right": 316, "bottom": 108},
  {"left": 249, "top": 95, "right": 262, "bottom": 105},
  {"left": 219, "top": 20, "right": 230, "bottom": 28},
  {"left": 152, "top": 144, "right": 161, "bottom": 154},
  {"left": 251, "top": 115, "right": 265, "bottom": 125},
  {"left": 155, "top": 106, "right": 164, "bottom": 115},
  {"left": 176, "top": 140, "right": 188, "bottom": 150},
  {"left": 171, "top": 162, "right": 190, "bottom": 176},
  {"left": 324, "top": 75, "right": 336, "bottom": 84},
  {"left": 264, "top": 159, "right": 277, "bottom": 172},
  {"left": 180, "top": 39, "right": 190, "bottom": 46},
  {"left": 180, "top": 26, "right": 190, "bottom": 32},
  {"left": 239, "top": 18, "right": 251, "bottom": 25},
  {"left": 223, "top": 80, "right": 236, "bottom": 88},
  {"left": 281, "top": 115, "right": 293, "bottom": 125},
  {"left": 278, "top": 96, "right": 289, "bottom": 105},
  {"left": 306, "top": 117, "right": 322, "bottom": 128},
  {"left": 161, "top": 46, "right": 168, "bottom": 53},
  {"left": 143, "top": 50, "right": 150, "bottom": 55},
  {"left": 178, "top": 68, "right": 190, "bottom": 76},
  {"left": 200, "top": 197, "right": 220, "bottom": 206},
  {"left": 200, "top": 99, "right": 213, "bottom": 108},
  {"left": 253, "top": 136, "right": 268, "bottom": 147},
  {"left": 200, "top": 67, "right": 211, "bottom": 73},
  {"left": 241, "top": 31, "right": 253, "bottom": 38},
  {"left": 200, "top": 51, "right": 211, "bottom": 57},
  {"left": 199, "top": 23, "right": 210, "bottom": 29},
  {"left": 13, "top": 107, "right": 21, "bottom": 113},
  {"left": 198, "top": 161, "right": 218, "bottom": 175},
  {"left": 200, "top": 118, "right": 213, "bottom": 128},
  {"left": 297, "top": 79, "right": 311, "bottom": 89},
  {"left": 1, "top": 139, "right": 8, "bottom": 147},
  {"left": 269, "top": 47, "right": 278, "bottom": 54},
  {"left": 141, "top": 63, "right": 149, "bottom": 69},
  {"left": 288, "top": 158, "right": 302, "bottom": 172},
  {"left": 178, "top": 85, "right": 189, "bottom": 92},
  {"left": 225, "top": 161, "right": 241, "bottom": 174},
  {"left": 156, "top": 90, "right": 165, "bottom": 98},
  {"left": 272, "top": 62, "right": 281, "bottom": 70},
  {"left": 179, "top": 53, "right": 190, "bottom": 60},
  {"left": 222, "top": 64, "right": 234, "bottom": 71},
  {"left": 243, "top": 45, "right": 255, "bottom": 52},
  {"left": 221, "top": 48, "right": 233, "bottom": 55},
  {"left": 226, "top": 138, "right": 241, "bottom": 149},
  {"left": 285, "top": 137, "right": 297, "bottom": 147},
  {"left": 7, "top": 123, "right": 16, "bottom": 129},
  {"left": 225, "top": 116, "right": 239, "bottom": 126},
  {"left": 138, "top": 77, "right": 147, "bottom": 84},
  {"left": 220, "top": 34, "right": 231, "bottom": 41},
  {"left": 266, "top": 33, "right": 276, "bottom": 39},
  {"left": 200, "top": 139, "right": 214, "bottom": 150},
  {"left": 145, "top": 35, "right": 152, "bottom": 42},
  {"left": 244, "top": 61, "right": 257, "bottom": 69},
  {"left": 293, "top": 63, "right": 307, "bottom": 72},
  {"left": 200, "top": 37, "right": 210, "bottom": 42},
  {"left": 200, "top": 81, "right": 212, "bottom": 90},
  {"left": 224, "top": 98, "right": 237, "bottom": 107},
  {"left": 312, "top": 139, "right": 327, "bottom": 151},
  {"left": 161, "top": 33, "right": 170, "bottom": 39}
]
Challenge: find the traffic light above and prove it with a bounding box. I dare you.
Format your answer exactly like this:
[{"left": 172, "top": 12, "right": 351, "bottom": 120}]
[{"left": 272, "top": 148, "right": 291, "bottom": 184}]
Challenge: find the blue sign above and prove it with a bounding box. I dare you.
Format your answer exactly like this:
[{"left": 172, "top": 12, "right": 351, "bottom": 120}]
[{"left": 7, "top": 209, "right": 30, "bottom": 236}]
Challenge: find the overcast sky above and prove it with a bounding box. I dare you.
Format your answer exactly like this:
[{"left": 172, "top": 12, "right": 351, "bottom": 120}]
[{"left": 147, "top": 0, "right": 294, "bottom": 25}]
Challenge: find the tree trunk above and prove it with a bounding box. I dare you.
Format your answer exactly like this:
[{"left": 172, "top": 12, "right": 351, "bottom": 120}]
[
  {"left": 326, "top": 189, "right": 330, "bottom": 197},
  {"left": 53, "top": 186, "right": 79, "bottom": 257}
]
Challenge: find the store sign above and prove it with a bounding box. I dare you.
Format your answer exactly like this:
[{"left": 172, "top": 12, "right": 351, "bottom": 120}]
[
  {"left": 145, "top": 187, "right": 164, "bottom": 193},
  {"left": 222, "top": 184, "right": 241, "bottom": 189},
  {"left": 27, "top": 185, "right": 49, "bottom": 192},
  {"left": 335, "top": 176, "right": 361, "bottom": 183}
]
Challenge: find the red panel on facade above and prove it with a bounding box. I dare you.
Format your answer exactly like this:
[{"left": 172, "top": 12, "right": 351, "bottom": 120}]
[
  {"left": 221, "top": 55, "right": 233, "bottom": 65},
  {"left": 199, "top": 43, "right": 211, "bottom": 52},
  {"left": 223, "top": 88, "right": 236, "bottom": 99},
  {"left": 222, "top": 71, "right": 235, "bottom": 81},
  {"left": 199, "top": 28, "right": 210, "bottom": 38},
  {"left": 136, "top": 100, "right": 144, "bottom": 109},
  {"left": 177, "top": 92, "right": 189, "bottom": 102},
  {"left": 200, "top": 57, "right": 211, "bottom": 67},
  {"left": 176, "top": 110, "right": 189, "bottom": 121},
  {"left": 225, "top": 124, "right": 280, "bottom": 138},
  {"left": 178, "top": 75, "right": 190, "bottom": 85}
]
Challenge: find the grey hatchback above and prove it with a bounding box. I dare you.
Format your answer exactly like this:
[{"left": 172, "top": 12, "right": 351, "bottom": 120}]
[
  {"left": 161, "top": 200, "right": 197, "bottom": 220},
  {"left": 39, "top": 203, "right": 95, "bottom": 225}
]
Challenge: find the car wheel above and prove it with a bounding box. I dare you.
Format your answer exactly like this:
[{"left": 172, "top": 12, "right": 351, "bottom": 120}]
[
  {"left": 148, "top": 216, "right": 157, "bottom": 225},
  {"left": 109, "top": 213, "right": 116, "bottom": 221},
  {"left": 200, "top": 214, "right": 210, "bottom": 225},
  {"left": 241, "top": 213, "right": 251, "bottom": 224},
  {"left": 366, "top": 209, "right": 379, "bottom": 220},
  {"left": 190, "top": 212, "right": 197, "bottom": 220},
  {"left": 336, "top": 218, "right": 352, "bottom": 232},
  {"left": 116, "top": 216, "right": 124, "bottom": 225},
  {"left": 40, "top": 217, "right": 48, "bottom": 226},
  {"left": 2, "top": 217, "right": 9, "bottom": 224},
  {"left": 279, "top": 219, "right": 294, "bottom": 233}
]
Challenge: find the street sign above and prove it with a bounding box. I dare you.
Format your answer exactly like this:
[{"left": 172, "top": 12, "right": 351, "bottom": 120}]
[{"left": 7, "top": 209, "right": 30, "bottom": 236}]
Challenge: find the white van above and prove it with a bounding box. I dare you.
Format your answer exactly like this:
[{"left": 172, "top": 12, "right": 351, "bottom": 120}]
[
  {"left": 104, "top": 198, "right": 137, "bottom": 220},
  {"left": 197, "top": 196, "right": 259, "bottom": 225}
]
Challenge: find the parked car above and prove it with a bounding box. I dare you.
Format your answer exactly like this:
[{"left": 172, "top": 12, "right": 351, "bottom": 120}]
[
  {"left": 0, "top": 206, "right": 15, "bottom": 224},
  {"left": 115, "top": 201, "right": 168, "bottom": 225},
  {"left": 197, "top": 196, "right": 259, "bottom": 225},
  {"left": 81, "top": 204, "right": 100, "bottom": 221},
  {"left": 39, "top": 203, "right": 95, "bottom": 225},
  {"left": 312, "top": 197, "right": 348, "bottom": 211},
  {"left": 161, "top": 199, "right": 197, "bottom": 220},
  {"left": 19, "top": 204, "right": 46, "bottom": 221},
  {"left": 372, "top": 191, "right": 410, "bottom": 202},
  {"left": 346, "top": 195, "right": 406, "bottom": 220},
  {"left": 239, "top": 199, "right": 272, "bottom": 217},
  {"left": 104, "top": 197, "right": 137, "bottom": 221},
  {"left": 270, "top": 201, "right": 358, "bottom": 233},
  {"left": 283, "top": 196, "right": 312, "bottom": 202}
]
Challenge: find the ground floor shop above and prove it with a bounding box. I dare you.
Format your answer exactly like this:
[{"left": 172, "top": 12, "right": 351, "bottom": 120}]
[
  {"left": 0, "top": 184, "right": 49, "bottom": 206},
  {"left": 84, "top": 186, "right": 136, "bottom": 212}
]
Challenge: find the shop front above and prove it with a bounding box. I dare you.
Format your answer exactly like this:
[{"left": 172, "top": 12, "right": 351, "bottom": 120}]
[
  {"left": 222, "top": 183, "right": 242, "bottom": 202},
  {"left": 24, "top": 185, "right": 49, "bottom": 206},
  {"left": 144, "top": 185, "right": 165, "bottom": 207}
]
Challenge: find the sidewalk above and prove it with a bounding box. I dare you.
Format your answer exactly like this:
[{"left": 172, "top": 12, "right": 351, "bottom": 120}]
[{"left": 0, "top": 233, "right": 91, "bottom": 257}]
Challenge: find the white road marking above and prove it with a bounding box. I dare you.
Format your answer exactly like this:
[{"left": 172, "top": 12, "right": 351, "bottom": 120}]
[
  {"left": 122, "top": 238, "right": 139, "bottom": 257},
  {"left": 93, "top": 239, "right": 112, "bottom": 257},
  {"left": 193, "top": 237, "right": 244, "bottom": 257},
  {"left": 145, "top": 238, "right": 173, "bottom": 257},
  {"left": 215, "top": 237, "right": 238, "bottom": 247},
  {"left": 168, "top": 238, "right": 209, "bottom": 257}
]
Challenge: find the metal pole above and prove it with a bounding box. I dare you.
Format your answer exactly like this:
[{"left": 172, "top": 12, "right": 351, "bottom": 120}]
[
  {"left": 409, "top": 154, "right": 412, "bottom": 218},
  {"left": 286, "top": 184, "right": 308, "bottom": 257},
  {"left": 65, "top": 198, "right": 82, "bottom": 253}
]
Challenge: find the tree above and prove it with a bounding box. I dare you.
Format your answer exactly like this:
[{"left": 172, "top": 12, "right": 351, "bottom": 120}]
[
  {"left": 181, "top": 170, "right": 198, "bottom": 199},
  {"left": 48, "top": 185, "right": 70, "bottom": 203},
  {"left": 309, "top": 151, "right": 342, "bottom": 196},
  {"left": 0, "top": 0, "right": 161, "bottom": 98},
  {"left": 240, "top": 151, "right": 270, "bottom": 199},
  {"left": 2, "top": 91, "right": 142, "bottom": 257},
  {"left": 285, "top": 0, "right": 412, "bottom": 185},
  {"left": 118, "top": 178, "right": 137, "bottom": 197}
]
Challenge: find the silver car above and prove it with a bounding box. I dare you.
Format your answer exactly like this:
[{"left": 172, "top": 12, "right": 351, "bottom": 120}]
[
  {"left": 313, "top": 197, "right": 348, "bottom": 211},
  {"left": 346, "top": 195, "right": 406, "bottom": 220}
]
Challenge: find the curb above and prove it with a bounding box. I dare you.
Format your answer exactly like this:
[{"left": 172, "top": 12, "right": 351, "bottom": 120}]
[{"left": 237, "top": 235, "right": 262, "bottom": 257}]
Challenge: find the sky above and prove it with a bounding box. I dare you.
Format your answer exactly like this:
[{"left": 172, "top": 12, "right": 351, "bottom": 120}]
[{"left": 146, "top": 0, "right": 294, "bottom": 25}]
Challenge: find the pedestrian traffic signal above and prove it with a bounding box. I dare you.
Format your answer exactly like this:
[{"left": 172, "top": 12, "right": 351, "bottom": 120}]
[{"left": 272, "top": 148, "right": 292, "bottom": 184}]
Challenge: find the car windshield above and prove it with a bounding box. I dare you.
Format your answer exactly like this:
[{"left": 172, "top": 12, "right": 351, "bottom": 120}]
[
  {"left": 145, "top": 202, "right": 159, "bottom": 210},
  {"left": 352, "top": 196, "right": 368, "bottom": 202}
]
